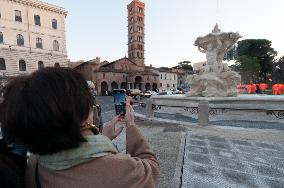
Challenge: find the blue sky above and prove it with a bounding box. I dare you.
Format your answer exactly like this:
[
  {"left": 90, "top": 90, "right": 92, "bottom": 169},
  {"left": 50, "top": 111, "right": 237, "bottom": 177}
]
[{"left": 44, "top": 0, "right": 284, "bottom": 67}]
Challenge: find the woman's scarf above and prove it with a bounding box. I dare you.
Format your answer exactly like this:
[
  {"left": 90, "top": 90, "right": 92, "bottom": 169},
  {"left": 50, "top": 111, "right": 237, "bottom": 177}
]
[{"left": 38, "top": 135, "right": 118, "bottom": 170}]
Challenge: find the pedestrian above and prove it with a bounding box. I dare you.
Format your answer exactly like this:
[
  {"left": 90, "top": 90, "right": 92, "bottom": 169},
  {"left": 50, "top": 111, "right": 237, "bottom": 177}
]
[
  {"left": 0, "top": 68, "right": 160, "bottom": 188},
  {"left": 247, "top": 84, "right": 252, "bottom": 94},
  {"left": 259, "top": 83, "right": 267, "bottom": 94},
  {"left": 251, "top": 83, "right": 256, "bottom": 94},
  {"left": 255, "top": 85, "right": 262, "bottom": 94}
]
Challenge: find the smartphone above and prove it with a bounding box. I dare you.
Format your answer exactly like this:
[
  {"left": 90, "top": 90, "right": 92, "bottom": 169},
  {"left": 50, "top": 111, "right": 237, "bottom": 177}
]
[{"left": 113, "top": 89, "right": 126, "bottom": 116}]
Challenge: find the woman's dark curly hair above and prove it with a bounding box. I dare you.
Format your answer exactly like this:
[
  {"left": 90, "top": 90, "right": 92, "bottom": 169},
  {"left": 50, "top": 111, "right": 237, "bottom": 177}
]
[{"left": 0, "top": 67, "right": 94, "bottom": 155}]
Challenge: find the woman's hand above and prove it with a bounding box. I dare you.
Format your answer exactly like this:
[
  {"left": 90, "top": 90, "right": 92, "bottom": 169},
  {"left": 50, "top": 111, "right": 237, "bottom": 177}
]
[
  {"left": 125, "top": 97, "right": 135, "bottom": 127},
  {"left": 102, "top": 116, "right": 124, "bottom": 140}
]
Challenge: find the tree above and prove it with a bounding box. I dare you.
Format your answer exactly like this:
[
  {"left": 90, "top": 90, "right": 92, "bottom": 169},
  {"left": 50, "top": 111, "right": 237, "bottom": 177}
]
[
  {"left": 225, "top": 39, "right": 277, "bottom": 82},
  {"left": 235, "top": 55, "right": 261, "bottom": 83},
  {"left": 272, "top": 56, "right": 284, "bottom": 83},
  {"left": 173, "top": 61, "right": 193, "bottom": 71}
]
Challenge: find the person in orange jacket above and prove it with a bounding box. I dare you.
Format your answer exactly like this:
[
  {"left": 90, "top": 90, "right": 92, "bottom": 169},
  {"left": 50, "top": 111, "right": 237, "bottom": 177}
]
[
  {"left": 280, "top": 84, "right": 284, "bottom": 95},
  {"left": 251, "top": 84, "right": 257, "bottom": 94},
  {"left": 247, "top": 84, "right": 252, "bottom": 94},
  {"left": 272, "top": 84, "right": 277, "bottom": 95},
  {"left": 259, "top": 83, "right": 267, "bottom": 94},
  {"left": 272, "top": 83, "right": 281, "bottom": 95}
]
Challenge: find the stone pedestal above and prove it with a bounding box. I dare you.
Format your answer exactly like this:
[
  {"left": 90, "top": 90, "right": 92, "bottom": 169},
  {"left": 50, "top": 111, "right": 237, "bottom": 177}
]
[
  {"left": 146, "top": 99, "right": 154, "bottom": 118},
  {"left": 198, "top": 100, "right": 209, "bottom": 126},
  {"left": 186, "top": 71, "right": 241, "bottom": 97}
]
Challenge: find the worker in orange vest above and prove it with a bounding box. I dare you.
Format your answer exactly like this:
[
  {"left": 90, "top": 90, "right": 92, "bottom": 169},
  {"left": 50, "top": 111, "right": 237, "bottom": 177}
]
[
  {"left": 280, "top": 84, "right": 284, "bottom": 95},
  {"left": 259, "top": 83, "right": 267, "bottom": 94},
  {"left": 273, "top": 83, "right": 281, "bottom": 95},
  {"left": 251, "top": 84, "right": 257, "bottom": 94},
  {"left": 272, "top": 84, "right": 277, "bottom": 95},
  {"left": 247, "top": 84, "right": 252, "bottom": 94}
]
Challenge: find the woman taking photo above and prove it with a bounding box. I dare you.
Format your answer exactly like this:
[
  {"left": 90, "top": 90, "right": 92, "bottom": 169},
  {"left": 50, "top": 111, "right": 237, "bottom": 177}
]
[{"left": 0, "top": 67, "right": 160, "bottom": 188}]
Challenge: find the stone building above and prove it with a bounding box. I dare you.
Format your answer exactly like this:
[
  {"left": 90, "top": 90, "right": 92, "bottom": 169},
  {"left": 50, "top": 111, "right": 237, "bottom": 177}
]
[
  {"left": 158, "top": 67, "right": 178, "bottom": 91},
  {"left": 0, "top": 0, "right": 68, "bottom": 83},
  {"left": 74, "top": 57, "right": 159, "bottom": 95},
  {"left": 73, "top": 0, "right": 159, "bottom": 95}
]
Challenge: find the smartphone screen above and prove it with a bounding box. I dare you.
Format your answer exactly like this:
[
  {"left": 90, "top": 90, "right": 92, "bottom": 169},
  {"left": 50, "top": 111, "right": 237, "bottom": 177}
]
[{"left": 113, "top": 89, "right": 126, "bottom": 115}]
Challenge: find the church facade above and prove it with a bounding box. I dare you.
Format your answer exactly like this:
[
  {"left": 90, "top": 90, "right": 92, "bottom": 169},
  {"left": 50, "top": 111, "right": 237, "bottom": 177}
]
[{"left": 74, "top": 0, "right": 159, "bottom": 95}]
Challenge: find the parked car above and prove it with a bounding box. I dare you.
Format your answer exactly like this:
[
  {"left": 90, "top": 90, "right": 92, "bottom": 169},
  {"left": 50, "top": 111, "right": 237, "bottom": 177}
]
[
  {"left": 127, "top": 89, "right": 143, "bottom": 97},
  {"left": 172, "top": 90, "right": 184, "bottom": 94},
  {"left": 157, "top": 90, "right": 172, "bottom": 95},
  {"left": 144, "top": 91, "right": 157, "bottom": 98}
]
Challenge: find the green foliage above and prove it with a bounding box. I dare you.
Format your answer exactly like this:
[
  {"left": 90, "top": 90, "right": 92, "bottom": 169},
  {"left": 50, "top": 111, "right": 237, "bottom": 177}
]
[
  {"left": 236, "top": 39, "right": 277, "bottom": 82},
  {"left": 173, "top": 61, "right": 193, "bottom": 71},
  {"left": 228, "top": 39, "right": 277, "bottom": 82},
  {"left": 272, "top": 56, "right": 284, "bottom": 83},
  {"left": 235, "top": 55, "right": 261, "bottom": 82}
]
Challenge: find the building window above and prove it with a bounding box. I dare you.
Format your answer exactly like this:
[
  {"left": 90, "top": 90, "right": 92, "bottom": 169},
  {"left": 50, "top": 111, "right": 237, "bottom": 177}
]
[
  {"left": 174, "top": 75, "right": 176, "bottom": 80},
  {"left": 103, "top": 73, "right": 105, "bottom": 79},
  {"left": 53, "top": 40, "right": 59, "bottom": 51},
  {"left": 137, "top": 52, "right": 139, "bottom": 58},
  {"left": 160, "top": 74, "right": 162, "bottom": 79},
  {"left": 0, "top": 32, "right": 3, "bottom": 43},
  {"left": 137, "top": 45, "right": 143, "bottom": 50},
  {"left": 173, "top": 84, "right": 175, "bottom": 87},
  {"left": 38, "top": 61, "right": 44, "bottom": 70},
  {"left": 54, "top": 63, "right": 60, "bottom": 67},
  {"left": 129, "top": 37, "right": 133, "bottom": 43},
  {"left": 36, "top": 38, "right": 42, "bottom": 49},
  {"left": 130, "top": 27, "right": 133, "bottom": 33},
  {"left": 164, "top": 74, "right": 166, "bottom": 79},
  {"left": 141, "top": 53, "right": 143, "bottom": 58},
  {"left": 130, "top": 17, "right": 134, "bottom": 23},
  {"left": 160, "top": 83, "right": 162, "bottom": 87},
  {"left": 138, "top": 17, "right": 143, "bottom": 22},
  {"left": 138, "top": 7, "right": 143, "bottom": 13},
  {"left": 17, "top": 34, "right": 24, "bottom": 46},
  {"left": 0, "top": 58, "right": 6, "bottom": 70},
  {"left": 138, "top": 26, "right": 142, "bottom": 33},
  {"left": 52, "top": 19, "right": 57, "bottom": 29},
  {"left": 167, "top": 84, "right": 170, "bottom": 88},
  {"left": 34, "top": 15, "right": 41, "bottom": 26},
  {"left": 154, "top": 76, "right": 156, "bottom": 81},
  {"left": 137, "top": 36, "right": 143, "bottom": 42},
  {"left": 129, "top": 8, "right": 133, "bottom": 14},
  {"left": 15, "top": 10, "right": 22, "bottom": 22},
  {"left": 19, "top": 60, "right": 26, "bottom": 71},
  {"left": 147, "top": 76, "right": 149, "bottom": 81}
]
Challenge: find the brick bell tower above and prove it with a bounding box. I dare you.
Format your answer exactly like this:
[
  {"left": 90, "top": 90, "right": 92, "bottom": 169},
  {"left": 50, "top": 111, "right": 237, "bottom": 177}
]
[{"left": 127, "top": 0, "right": 145, "bottom": 66}]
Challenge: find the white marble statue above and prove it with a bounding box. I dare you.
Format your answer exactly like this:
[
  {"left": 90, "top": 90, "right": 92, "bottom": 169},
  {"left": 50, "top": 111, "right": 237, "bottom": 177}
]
[{"left": 187, "top": 24, "right": 242, "bottom": 97}]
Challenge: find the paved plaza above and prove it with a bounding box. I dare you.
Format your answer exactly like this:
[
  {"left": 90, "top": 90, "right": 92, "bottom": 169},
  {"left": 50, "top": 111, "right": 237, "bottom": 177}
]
[
  {"left": 97, "top": 96, "right": 284, "bottom": 188},
  {"left": 182, "top": 133, "right": 284, "bottom": 188}
]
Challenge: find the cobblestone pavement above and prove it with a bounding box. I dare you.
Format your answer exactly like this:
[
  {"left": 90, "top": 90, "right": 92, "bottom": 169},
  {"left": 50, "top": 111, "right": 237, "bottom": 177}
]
[
  {"left": 182, "top": 133, "right": 284, "bottom": 188},
  {"left": 111, "top": 118, "right": 284, "bottom": 188}
]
